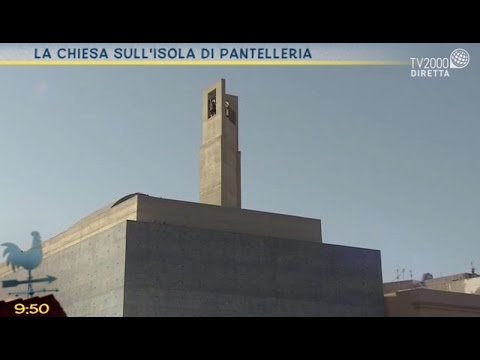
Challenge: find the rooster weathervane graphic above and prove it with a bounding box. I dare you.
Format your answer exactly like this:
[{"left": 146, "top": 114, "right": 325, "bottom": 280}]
[{"left": 2, "top": 231, "right": 58, "bottom": 298}]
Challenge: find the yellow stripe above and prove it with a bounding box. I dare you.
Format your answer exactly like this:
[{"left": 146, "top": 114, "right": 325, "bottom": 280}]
[{"left": 0, "top": 60, "right": 408, "bottom": 67}]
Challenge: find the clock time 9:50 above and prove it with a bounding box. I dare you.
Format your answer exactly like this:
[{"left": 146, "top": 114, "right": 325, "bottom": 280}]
[{"left": 14, "top": 303, "right": 50, "bottom": 315}]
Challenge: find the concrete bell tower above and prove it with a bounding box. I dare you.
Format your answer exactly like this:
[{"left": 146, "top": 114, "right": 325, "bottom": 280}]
[{"left": 200, "top": 79, "right": 241, "bottom": 208}]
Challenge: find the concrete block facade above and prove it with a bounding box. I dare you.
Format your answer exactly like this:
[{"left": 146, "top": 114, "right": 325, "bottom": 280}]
[{"left": 124, "top": 221, "right": 384, "bottom": 316}]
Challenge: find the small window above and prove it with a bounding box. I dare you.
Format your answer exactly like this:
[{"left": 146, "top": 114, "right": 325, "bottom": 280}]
[{"left": 208, "top": 90, "right": 217, "bottom": 118}]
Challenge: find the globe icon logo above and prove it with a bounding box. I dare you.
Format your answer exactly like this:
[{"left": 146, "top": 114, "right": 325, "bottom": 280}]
[{"left": 450, "top": 49, "right": 470, "bottom": 69}]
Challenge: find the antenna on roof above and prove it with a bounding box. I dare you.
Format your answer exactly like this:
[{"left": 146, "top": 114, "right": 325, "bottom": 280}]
[
  {"left": 401, "top": 268, "right": 405, "bottom": 280},
  {"left": 395, "top": 268, "right": 400, "bottom": 280},
  {"left": 409, "top": 269, "right": 413, "bottom": 280},
  {"left": 471, "top": 261, "right": 476, "bottom": 275}
]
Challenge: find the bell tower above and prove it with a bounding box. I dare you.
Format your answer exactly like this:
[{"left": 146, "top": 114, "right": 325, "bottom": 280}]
[{"left": 200, "top": 79, "right": 241, "bottom": 208}]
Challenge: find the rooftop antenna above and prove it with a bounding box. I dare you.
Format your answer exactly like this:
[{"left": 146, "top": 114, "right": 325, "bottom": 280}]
[
  {"left": 401, "top": 268, "right": 405, "bottom": 280},
  {"left": 471, "top": 261, "right": 476, "bottom": 275},
  {"left": 395, "top": 268, "right": 400, "bottom": 280},
  {"left": 409, "top": 269, "right": 413, "bottom": 280}
]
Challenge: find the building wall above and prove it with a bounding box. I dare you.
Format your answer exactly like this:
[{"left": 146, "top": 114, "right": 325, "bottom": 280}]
[
  {"left": 425, "top": 275, "right": 480, "bottom": 295},
  {"left": 464, "top": 278, "right": 480, "bottom": 294},
  {"left": 0, "top": 223, "right": 127, "bottom": 317},
  {"left": 383, "top": 280, "right": 422, "bottom": 294},
  {"left": 123, "top": 221, "right": 384, "bottom": 317},
  {"left": 385, "top": 288, "right": 480, "bottom": 317},
  {"left": 0, "top": 215, "right": 384, "bottom": 317},
  {"left": 137, "top": 195, "right": 322, "bottom": 243},
  {"left": 221, "top": 93, "right": 241, "bottom": 208}
]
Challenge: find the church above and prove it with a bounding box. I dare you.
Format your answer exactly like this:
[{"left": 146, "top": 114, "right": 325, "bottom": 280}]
[{"left": 0, "top": 79, "right": 384, "bottom": 316}]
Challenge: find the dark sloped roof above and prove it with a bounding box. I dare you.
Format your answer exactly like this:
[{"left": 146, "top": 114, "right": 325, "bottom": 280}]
[
  {"left": 0, "top": 294, "right": 67, "bottom": 317},
  {"left": 111, "top": 192, "right": 148, "bottom": 208}
]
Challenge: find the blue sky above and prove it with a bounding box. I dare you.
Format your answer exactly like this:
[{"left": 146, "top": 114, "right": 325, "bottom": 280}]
[{"left": 0, "top": 44, "right": 478, "bottom": 282}]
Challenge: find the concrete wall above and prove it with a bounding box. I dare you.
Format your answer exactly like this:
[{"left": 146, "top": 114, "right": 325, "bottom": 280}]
[
  {"left": 383, "top": 280, "right": 422, "bottom": 294},
  {"left": 137, "top": 195, "right": 322, "bottom": 243},
  {"left": 385, "top": 288, "right": 480, "bottom": 317},
  {"left": 0, "top": 223, "right": 127, "bottom": 317},
  {"left": 123, "top": 221, "right": 384, "bottom": 317},
  {"left": 221, "top": 93, "right": 241, "bottom": 208},
  {"left": 425, "top": 275, "right": 480, "bottom": 295}
]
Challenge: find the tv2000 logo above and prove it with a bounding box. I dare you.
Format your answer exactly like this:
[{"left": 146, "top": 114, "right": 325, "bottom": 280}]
[{"left": 410, "top": 49, "right": 470, "bottom": 78}]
